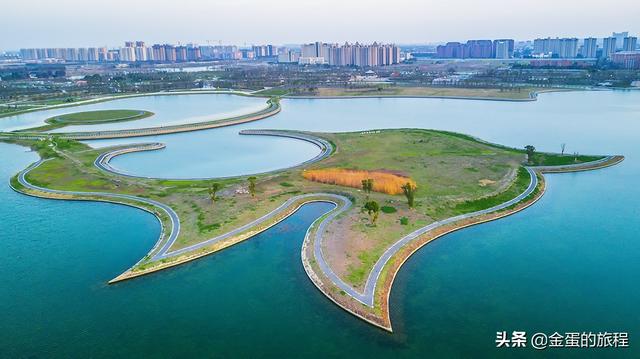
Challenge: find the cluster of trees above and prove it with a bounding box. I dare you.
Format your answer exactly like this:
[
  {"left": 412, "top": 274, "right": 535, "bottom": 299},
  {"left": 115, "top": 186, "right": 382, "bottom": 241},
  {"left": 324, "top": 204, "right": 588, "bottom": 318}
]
[{"left": 361, "top": 178, "right": 417, "bottom": 225}]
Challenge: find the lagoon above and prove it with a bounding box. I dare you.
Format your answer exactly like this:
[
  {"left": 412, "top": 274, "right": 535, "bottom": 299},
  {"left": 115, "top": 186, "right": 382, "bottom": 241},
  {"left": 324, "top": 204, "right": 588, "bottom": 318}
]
[{"left": 0, "top": 93, "right": 265, "bottom": 132}]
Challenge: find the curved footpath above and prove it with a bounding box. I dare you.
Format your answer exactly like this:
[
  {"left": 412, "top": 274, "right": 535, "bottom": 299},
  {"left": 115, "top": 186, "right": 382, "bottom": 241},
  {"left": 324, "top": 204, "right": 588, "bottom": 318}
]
[
  {"left": 93, "top": 130, "right": 333, "bottom": 180},
  {"left": 531, "top": 155, "right": 623, "bottom": 172},
  {"left": 0, "top": 99, "right": 280, "bottom": 140}
]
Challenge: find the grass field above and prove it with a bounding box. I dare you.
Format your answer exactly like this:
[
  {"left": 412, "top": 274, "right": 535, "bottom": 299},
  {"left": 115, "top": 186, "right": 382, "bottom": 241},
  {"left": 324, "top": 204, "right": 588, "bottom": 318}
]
[
  {"left": 529, "top": 152, "right": 603, "bottom": 166},
  {"left": 7, "top": 128, "right": 593, "bottom": 289},
  {"left": 51, "top": 109, "right": 150, "bottom": 123},
  {"left": 253, "top": 88, "right": 291, "bottom": 97}
]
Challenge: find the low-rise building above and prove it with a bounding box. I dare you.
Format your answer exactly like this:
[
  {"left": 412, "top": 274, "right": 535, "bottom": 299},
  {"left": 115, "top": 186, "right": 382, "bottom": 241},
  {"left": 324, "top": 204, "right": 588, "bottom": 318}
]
[{"left": 611, "top": 51, "right": 640, "bottom": 69}]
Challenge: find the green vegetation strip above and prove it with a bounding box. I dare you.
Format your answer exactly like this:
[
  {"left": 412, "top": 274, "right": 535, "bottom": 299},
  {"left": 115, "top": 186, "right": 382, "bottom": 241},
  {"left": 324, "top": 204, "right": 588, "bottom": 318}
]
[{"left": 20, "top": 109, "right": 154, "bottom": 132}]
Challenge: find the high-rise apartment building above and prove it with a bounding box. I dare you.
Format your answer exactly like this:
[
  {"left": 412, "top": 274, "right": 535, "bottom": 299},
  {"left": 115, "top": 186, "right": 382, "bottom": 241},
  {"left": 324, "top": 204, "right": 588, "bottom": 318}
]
[
  {"left": 437, "top": 42, "right": 464, "bottom": 58},
  {"left": 623, "top": 37, "right": 637, "bottom": 51},
  {"left": 119, "top": 46, "right": 135, "bottom": 62},
  {"left": 581, "top": 38, "right": 598, "bottom": 58},
  {"left": 300, "top": 43, "right": 319, "bottom": 58},
  {"left": 251, "top": 45, "right": 276, "bottom": 57},
  {"left": 296, "top": 42, "right": 400, "bottom": 66},
  {"left": 612, "top": 32, "right": 628, "bottom": 50},
  {"left": 602, "top": 37, "right": 617, "bottom": 58},
  {"left": 164, "top": 45, "right": 176, "bottom": 62},
  {"left": 464, "top": 40, "right": 493, "bottom": 58},
  {"left": 152, "top": 44, "right": 165, "bottom": 62},
  {"left": 533, "top": 38, "right": 578, "bottom": 58},
  {"left": 494, "top": 40, "right": 510, "bottom": 59},
  {"left": 436, "top": 39, "right": 513, "bottom": 59},
  {"left": 175, "top": 46, "right": 188, "bottom": 62},
  {"left": 493, "top": 39, "right": 514, "bottom": 58}
]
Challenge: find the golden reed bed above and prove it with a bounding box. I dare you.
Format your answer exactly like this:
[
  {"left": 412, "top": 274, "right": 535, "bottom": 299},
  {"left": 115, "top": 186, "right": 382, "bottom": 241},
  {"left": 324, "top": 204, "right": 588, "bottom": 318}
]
[{"left": 302, "top": 168, "right": 416, "bottom": 195}]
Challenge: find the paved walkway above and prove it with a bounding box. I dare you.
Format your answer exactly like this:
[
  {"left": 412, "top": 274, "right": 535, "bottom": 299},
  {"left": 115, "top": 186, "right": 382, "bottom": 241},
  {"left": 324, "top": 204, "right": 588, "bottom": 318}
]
[{"left": 530, "top": 156, "right": 615, "bottom": 172}]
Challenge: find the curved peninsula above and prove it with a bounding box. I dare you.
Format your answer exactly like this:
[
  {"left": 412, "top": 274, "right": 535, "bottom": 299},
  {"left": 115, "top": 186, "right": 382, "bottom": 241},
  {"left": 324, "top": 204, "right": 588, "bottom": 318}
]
[{"left": 3, "top": 126, "right": 623, "bottom": 333}]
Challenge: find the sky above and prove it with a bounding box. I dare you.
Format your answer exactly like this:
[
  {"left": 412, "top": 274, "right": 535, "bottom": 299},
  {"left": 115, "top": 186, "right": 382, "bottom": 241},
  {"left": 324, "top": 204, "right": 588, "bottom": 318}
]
[{"left": 2, "top": 0, "right": 639, "bottom": 50}]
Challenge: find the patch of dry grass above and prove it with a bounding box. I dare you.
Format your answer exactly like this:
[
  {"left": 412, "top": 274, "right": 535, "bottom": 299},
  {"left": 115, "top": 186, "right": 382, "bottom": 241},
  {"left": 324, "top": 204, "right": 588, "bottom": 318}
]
[{"left": 302, "top": 168, "right": 416, "bottom": 195}]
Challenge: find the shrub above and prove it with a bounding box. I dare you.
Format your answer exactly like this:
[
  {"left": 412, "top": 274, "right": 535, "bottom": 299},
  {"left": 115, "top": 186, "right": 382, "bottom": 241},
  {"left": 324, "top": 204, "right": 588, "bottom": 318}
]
[
  {"left": 381, "top": 205, "right": 397, "bottom": 213},
  {"left": 400, "top": 217, "right": 409, "bottom": 225}
]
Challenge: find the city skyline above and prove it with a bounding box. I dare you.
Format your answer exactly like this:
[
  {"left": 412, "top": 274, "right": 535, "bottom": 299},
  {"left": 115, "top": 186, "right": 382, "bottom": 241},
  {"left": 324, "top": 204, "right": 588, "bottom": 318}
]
[{"left": 2, "top": 0, "right": 639, "bottom": 50}]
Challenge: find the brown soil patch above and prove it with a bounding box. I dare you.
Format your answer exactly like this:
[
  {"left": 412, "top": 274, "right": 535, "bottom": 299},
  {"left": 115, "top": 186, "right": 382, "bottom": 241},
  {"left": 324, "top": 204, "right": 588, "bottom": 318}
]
[{"left": 478, "top": 178, "right": 496, "bottom": 187}]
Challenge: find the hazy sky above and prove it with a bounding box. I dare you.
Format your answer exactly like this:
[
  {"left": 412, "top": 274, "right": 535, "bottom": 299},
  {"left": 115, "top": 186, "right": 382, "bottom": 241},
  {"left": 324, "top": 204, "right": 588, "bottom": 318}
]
[{"left": 2, "top": 0, "right": 639, "bottom": 49}]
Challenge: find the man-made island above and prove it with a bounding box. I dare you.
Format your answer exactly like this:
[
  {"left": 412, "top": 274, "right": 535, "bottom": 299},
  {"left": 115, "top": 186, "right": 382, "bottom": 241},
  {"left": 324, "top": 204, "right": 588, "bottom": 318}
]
[
  {"left": 1, "top": 96, "right": 623, "bottom": 332},
  {"left": 19, "top": 109, "right": 155, "bottom": 132}
]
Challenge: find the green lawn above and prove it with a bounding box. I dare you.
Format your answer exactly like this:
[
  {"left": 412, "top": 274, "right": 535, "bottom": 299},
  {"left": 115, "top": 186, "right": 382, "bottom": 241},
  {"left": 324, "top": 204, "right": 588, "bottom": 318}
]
[
  {"left": 529, "top": 152, "right": 603, "bottom": 166},
  {"left": 253, "top": 88, "right": 291, "bottom": 97},
  {"left": 52, "top": 109, "right": 150, "bottom": 123}
]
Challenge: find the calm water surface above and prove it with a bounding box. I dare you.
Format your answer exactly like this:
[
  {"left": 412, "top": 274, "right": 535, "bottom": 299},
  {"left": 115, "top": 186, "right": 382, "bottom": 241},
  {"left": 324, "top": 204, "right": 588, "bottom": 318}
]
[
  {"left": 1, "top": 91, "right": 639, "bottom": 357},
  {"left": 90, "top": 90, "right": 638, "bottom": 178},
  {"left": 0, "top": 93, "right": 265, "bottom": 132}
]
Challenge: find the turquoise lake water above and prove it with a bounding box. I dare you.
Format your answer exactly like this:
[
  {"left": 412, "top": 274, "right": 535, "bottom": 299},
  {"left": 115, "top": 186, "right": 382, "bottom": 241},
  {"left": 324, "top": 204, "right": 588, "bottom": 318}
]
[{"left": 1, "top": 91, "right": 639, "bottom": 357}]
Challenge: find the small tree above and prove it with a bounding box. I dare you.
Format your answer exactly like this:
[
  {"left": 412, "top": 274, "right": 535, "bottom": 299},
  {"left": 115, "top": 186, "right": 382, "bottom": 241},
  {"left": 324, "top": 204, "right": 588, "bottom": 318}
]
[
  {"left": 363, "top": 200, "right": 380, "bottom": 225},
  {"left": 561, "top": 143, "right": 566, "bottom": 155},
  {"left": 248, "top": 176, "right": 257, "bottom": 197},
  {"left": 401, "top": 182, "right": 417, "bottom": 208},
  {"left": 361, "top": 178, "right": 373, "bottom": 195},
  {"left": 524, "top": 145, "right": 536, "bottom": 165},
  {"left": 208, "top": 183, "right": 222, "bottom": 203}
]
